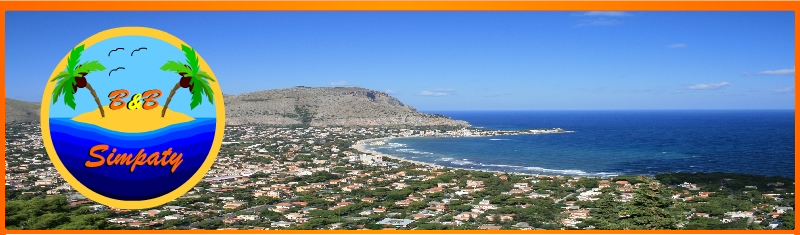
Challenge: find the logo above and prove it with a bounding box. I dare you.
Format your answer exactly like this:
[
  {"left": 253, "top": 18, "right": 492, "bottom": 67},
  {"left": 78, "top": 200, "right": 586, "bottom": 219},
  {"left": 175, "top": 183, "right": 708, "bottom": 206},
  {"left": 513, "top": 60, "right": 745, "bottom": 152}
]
[{"left": 41, "top": 27, "right": 225, "bottom": 209}]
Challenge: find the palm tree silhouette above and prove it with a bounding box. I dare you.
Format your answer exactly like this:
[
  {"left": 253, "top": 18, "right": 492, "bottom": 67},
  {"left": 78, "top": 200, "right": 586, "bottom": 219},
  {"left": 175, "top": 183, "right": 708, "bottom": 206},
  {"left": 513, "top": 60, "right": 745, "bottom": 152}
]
[
  {"left": 160, "top": 45, "right": 216, "bottom": 117},
  {"left": 50, "top": 44, "right": 107, "bottom": 117}
]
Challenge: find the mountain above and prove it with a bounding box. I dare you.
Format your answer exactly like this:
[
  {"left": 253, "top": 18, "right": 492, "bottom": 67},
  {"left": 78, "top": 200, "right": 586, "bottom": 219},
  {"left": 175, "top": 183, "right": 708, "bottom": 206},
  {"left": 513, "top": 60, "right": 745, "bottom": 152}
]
[
  {"left": 5, "top": 98, "right": 40, "bottom": 123},
  {"left": 225, "top": 87, "right": 470, "bottom": 127},
  {"left": 6, "top": 87, "right": 470, "bottom": 127}
]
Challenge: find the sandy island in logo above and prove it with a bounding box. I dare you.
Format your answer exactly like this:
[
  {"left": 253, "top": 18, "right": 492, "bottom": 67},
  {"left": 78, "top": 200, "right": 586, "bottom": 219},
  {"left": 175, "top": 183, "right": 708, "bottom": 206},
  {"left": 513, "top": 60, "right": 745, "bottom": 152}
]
[
  {"left": 68, "top": 108, "right": 198, "bottom": 175},
  {"left": 73, "top": 108, "right": 193, "bottom": 132},
  {"left": 41, "top": 27, "right": 224, "bottom": 209}
]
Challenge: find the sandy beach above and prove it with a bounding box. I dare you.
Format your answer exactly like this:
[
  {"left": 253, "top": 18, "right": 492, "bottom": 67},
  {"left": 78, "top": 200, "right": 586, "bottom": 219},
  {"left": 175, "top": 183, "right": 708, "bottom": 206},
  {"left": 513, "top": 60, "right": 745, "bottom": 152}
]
[
  {"left": 72, "top": 107, "right": 194, "bottom": 133},
  {"left": 352, "top": 137, "right": 564, "bottom": 178},
  {"left": 352, "top": 138, "right": 443, "bottom": 169}
]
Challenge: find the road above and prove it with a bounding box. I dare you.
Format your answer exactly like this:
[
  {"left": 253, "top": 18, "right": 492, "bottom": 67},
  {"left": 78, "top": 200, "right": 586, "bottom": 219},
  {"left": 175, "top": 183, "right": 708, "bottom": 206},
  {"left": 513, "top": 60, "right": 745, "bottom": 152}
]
[{"left": 554, "top": 188, "right": 585, "bottom": 204}]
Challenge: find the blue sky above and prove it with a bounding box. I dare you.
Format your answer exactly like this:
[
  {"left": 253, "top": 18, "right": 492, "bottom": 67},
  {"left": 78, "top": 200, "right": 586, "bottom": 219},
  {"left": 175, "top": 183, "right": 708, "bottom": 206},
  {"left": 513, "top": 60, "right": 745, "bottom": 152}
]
[
  {"left": 48, "top": 36, "right": 216, "bottom": 118},
  {"left": 6, "top": 11, "right": 795, "bottom": 110}
]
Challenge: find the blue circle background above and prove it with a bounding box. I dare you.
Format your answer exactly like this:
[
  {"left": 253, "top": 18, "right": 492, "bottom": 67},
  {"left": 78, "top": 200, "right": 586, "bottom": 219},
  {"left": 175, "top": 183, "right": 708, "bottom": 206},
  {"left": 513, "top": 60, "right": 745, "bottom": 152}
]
[
  {"left": 50, "top": 36, "right": 216, "bottom": 118},
  {"left": 48, "top": 36, "right": 218, "bottom": 201}
]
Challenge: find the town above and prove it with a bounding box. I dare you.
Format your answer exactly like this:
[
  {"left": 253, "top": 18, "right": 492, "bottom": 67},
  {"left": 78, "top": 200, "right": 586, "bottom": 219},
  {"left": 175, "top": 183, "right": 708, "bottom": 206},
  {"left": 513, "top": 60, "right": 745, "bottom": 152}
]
[{"left": 5, "top": 122, "right": 795, "bottom": 230}]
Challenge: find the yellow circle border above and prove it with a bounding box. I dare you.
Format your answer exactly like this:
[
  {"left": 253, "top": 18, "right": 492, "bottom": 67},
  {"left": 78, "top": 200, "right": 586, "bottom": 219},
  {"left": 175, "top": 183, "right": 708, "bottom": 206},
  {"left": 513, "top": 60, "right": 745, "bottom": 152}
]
[{"left": 39, "top": 27, "right": 225, "bottom": 210}]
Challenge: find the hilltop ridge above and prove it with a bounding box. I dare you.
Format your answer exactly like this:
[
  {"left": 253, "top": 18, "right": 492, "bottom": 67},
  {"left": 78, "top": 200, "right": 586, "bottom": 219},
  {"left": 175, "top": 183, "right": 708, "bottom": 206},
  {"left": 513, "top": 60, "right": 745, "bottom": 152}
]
[
  {"left": 5, "top": 87, "right": 470, "bottom": 128},
  {"left": 225, "top": 86, "right": 469, "bottom": 127},
  {"left": 5, "top": 98, "right": 40, "bottom": 123}
]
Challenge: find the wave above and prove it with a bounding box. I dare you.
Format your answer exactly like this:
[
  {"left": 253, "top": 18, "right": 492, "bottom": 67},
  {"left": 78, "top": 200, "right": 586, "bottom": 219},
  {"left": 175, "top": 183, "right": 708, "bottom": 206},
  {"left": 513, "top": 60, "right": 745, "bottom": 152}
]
[
  {"left": 373, "top": 137, "right": 627, "bottom": 177},
  {"left": 521, "top": 166, "right": 588, "bottom": 175},
  {"left": 378, "top": 111, "right": 794, "bottom": 178},
  {"left": 394, "top": 149, "right": 432, "bottom": 155},
  {"left": 446, "top": 159, "right": 611, "bottom": 176},
  {"left": 382, "top": 146, "right": 615, "bottom": 176},
  {"left": 478, "top": 163, "right": 522, "bottom": 168},
  {"left": 50, "top": 118, "right": 216, "bottom": 141},
  {"left": 50, "top": 124, "right": 216, "bottom": 149},
  {"left": 48, "top": 118, "right": 217, "bottom": 200}
]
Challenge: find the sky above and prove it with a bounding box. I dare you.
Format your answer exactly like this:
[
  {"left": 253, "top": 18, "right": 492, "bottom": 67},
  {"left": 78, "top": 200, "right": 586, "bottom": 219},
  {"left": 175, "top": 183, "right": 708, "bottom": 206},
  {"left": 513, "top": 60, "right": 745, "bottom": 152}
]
[
  {"left": 48, "top": 36, "right": 216, "bottom": 118},
  {"left": 5, "top": 11, "right": 795, "bottom": 110}
]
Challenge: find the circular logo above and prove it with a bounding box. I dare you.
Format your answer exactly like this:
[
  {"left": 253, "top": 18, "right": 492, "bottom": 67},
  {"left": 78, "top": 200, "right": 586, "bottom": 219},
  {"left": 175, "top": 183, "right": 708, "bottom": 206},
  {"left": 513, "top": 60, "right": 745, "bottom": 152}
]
[{"left": 40, "top": 27, "right": 225, "bottom": 209}]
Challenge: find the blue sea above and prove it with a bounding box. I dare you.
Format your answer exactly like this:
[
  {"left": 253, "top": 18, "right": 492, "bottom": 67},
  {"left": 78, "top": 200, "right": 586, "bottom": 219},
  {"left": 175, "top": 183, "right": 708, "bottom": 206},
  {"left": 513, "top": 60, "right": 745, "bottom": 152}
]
[
  {"left": 49, "top": 118, "right": 216, "bottom": 200},
  {"left": 365, "top": 110, "right": 795, "bottom": 178}
]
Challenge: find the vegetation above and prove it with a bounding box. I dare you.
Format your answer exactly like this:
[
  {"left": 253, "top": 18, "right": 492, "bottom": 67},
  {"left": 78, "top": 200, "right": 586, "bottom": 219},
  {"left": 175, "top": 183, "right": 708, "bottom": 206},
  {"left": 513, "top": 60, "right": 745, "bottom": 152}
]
[
  {"left": 159, "top": 44, "right": 216, "bottom": 117},
  {"left": 50, "top": 44, "right": 107, "bottom": 117},
  {"left": 294, "top": 104, "right": 314, "bottom": 125},
  {"left": 656, "top": 172, "right": 794, "bottom": 192},
  {"left": 621, "top": 177, "right": 680, "bottom": 229},
  {"left": 5, "top": 122, "right": 793, "bottom": 230},
  {"left": 5, "top": 195, "right": 119, "bottom": 230}
]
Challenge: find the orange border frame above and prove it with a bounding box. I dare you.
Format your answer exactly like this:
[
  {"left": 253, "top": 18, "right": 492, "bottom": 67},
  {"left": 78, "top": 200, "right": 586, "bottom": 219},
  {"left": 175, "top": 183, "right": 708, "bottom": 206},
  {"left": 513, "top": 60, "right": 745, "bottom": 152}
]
[{"left": 1, "top": 0, "right": 797, "bottom": 234}]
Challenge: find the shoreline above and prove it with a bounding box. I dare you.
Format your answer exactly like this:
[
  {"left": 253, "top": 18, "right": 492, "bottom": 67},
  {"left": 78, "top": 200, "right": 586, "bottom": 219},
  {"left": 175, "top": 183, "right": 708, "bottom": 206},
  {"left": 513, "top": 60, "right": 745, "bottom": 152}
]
[
  {"left": 352, "top": 137, "right": 577, "bottom": 178},
  {"left": 353, "top": 137, "right": 443, "bottom": 169},
  {"left": 356, "top": 135, "right": 792, "bottom": 180}
]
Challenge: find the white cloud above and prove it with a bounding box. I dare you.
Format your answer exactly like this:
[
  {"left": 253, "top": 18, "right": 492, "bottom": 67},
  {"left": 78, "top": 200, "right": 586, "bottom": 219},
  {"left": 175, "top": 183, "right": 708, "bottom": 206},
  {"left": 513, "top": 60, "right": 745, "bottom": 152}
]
[
  {"left": 756, "top": 67, "right": 795, "bottom": 76},
  {"left": 329, "top": 80, "right": 348, "bottom": 86},
  {"left": 419, "top": 88, "right": 456, "bottom": 97},
  {"left": 576, "top": 18, "right": 620, "bottom": 27},
  {"left": 774, "top": 87, "right": 794, "bottom": 93},
  {"left": 687, "top": 82, "right": 731, "bottom": 90},
  {"left": 668, "top": 43, "right": 687, "bottom": 49},
  {"left": 576, "top": 11, "right": 630, "bottom": 17}
]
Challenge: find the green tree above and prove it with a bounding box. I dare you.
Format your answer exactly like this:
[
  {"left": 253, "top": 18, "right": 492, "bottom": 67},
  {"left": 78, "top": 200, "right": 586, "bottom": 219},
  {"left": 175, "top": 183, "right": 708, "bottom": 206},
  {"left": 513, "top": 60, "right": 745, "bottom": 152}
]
[
  {"left": 452, "top": 205, "right": 473, "bottom": 212},
  {"left": 254, "top": 196, "right": 279, "bottom": 205},
  {"left": 408, "top": 201, "right": 428, "bottom": 211},
  {"left": 259, "top": 209, "right": 284, "bottom": 222},
  {"left": 778, "top": 210, "right": 795, "bottom": 230},
  {"left": 160, "top": 44, "right": 216, "bottom": 117},
  {"left": 55, "top": 213, "right": 118, "bottom": 230},
  {"left": 195, "top": 220, "right": 223, "bottom": 230},
  {"left": 50, "top": 44, "right": 107, "bottom": 117},
  {"left": 620, "top": 177, "right": 680, "bottom": 230},
  {"left": 684, "top": 217, "right": 723, "bottom": 230},
  {"left": 364, "top": 223, "right": 384, "bottom": 230},
  {"left": 576, "top": 177, "right": 599, "bottom": 188},
  {"left": 5, "top": 195, "right": 118, "bottom": 230},
  {"left": 593, "top": 188, "right": 626, "bottom": 229},
  {"left": 306, "top": 171, "right": 341, "bottom": 183}
]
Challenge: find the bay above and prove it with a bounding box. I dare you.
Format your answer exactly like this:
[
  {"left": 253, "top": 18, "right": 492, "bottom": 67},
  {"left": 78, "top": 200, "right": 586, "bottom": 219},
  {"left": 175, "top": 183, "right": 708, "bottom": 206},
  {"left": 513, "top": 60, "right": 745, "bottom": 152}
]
[{"left": 365, "top": 110, "right": 795, "bottom": 178}]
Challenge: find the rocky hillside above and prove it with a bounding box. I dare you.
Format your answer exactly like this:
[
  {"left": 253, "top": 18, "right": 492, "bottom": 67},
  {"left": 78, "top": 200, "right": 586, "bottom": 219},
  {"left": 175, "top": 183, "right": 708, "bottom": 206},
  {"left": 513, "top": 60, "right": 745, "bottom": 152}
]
[
  {"left": 5, "top": 87, "right": 470, "bottom": 127},
  {"left": 5, "top": 98, "right": 39, "bottom": 123},
  {"left": 225, "top": 87, "right": 469, "bottom": 127}
]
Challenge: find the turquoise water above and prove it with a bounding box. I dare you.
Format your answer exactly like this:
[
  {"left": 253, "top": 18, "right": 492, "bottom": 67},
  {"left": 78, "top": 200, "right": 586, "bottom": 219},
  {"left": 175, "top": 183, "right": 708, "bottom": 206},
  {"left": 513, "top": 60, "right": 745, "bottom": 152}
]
[{"left": 365, "top": 110, "right": 794, "bottom": 178}]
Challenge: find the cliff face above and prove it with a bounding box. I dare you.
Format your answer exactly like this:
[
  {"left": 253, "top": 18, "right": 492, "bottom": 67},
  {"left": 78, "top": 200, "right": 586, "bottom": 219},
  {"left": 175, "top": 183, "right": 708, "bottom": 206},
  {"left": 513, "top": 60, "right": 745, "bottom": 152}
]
[
  {"left": 6, "top": 87, "right": 470, "bottom": 128},
  {"left": 225, "top": 87, "right": 470, "bottom": 127}
]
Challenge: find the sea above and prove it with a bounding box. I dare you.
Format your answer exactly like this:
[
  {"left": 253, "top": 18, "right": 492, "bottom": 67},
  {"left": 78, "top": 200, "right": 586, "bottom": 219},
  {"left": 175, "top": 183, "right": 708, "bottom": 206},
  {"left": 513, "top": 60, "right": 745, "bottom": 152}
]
[
  {"left": 365, "top": 110, "right": 795, "bottom": 178},
  {"left": 49, "top": 118, "right": 216, "bottom": 200}
]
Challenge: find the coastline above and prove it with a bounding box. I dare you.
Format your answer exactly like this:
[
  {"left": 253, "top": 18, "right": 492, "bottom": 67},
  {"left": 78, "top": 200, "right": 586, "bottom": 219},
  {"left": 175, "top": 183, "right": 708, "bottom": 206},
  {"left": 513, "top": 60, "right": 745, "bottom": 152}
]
[
  {"left": 353, "top": 137, "right": 443, "bottom": 169},
  {"left": 352, "top": 137, "right": 566, "bottom": 178},
  {"left": 71, "top": 107, "right": 194, "bottom": 133}
]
